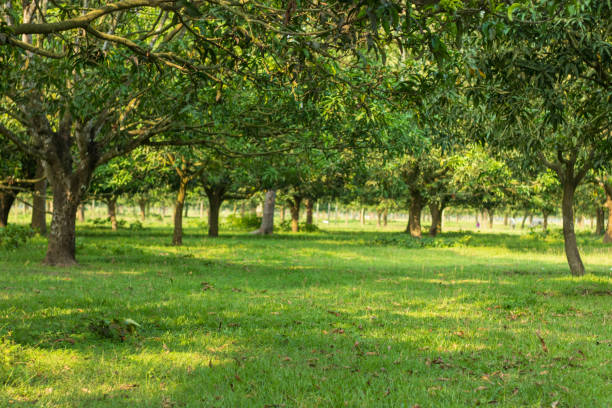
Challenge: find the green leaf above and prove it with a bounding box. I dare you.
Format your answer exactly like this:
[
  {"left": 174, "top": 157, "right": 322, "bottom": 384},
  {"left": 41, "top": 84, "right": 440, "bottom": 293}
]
[{"left": 507, "top": 3, "right": 521, "bottom": 21}]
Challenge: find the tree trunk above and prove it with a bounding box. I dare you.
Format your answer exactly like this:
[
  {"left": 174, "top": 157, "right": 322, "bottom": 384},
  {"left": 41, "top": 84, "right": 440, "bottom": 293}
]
[
  {"left": 488, "top": 209, "right": 494, "bottom": 229},
  {"left": 289, "top": 196, "right": 301, "bottom": 232},
  {"left": 503, "top": 213, "right": 508, "bottom": 226},
  {"left": 428, "top": 203, "right": 442, "bottom": 237},
  {"left": 199, "top": 200, "right": 204, "bottom": 219},
  {"left": 561, "top": 180, "right": 585, "bottom": 276},
  {"left": 377, "top": 211, "right": 382, "bottom": 227},
  {"left": 107, "top": 198, "right": 118, "bottom": 231},
  {"left": 184, "top": 202, "right": 189, "bottom": 218},
  {"left": 305, "top": 198, "right": 314, "bottom": 225},
  {"left": 543, "top": 212, "right": 549, "bottom": 232},
  {"left": 77, "top": 205, "right": 85, "bottom": 222},
  {"left": 406, "top": 195, "right": 423, "bottom": 238},
  {"left": 254, "top": 189, "right": 276, "bottom": 235},
  {"left": 383, "top": 209, "right": 388, "bottom": 226},
  {"left": 44, "top": 185, "right": 81, "bottom": 266},
  {"left": 359, "top": 207, "right": 365, "bottom": 225},
  {"left": 207, "top": 194, "right": 223, "bottom": 238},
  {"left": 521, "top": 212, "right": 528, "bottom": 229},
  {"left": 595, "top": 207, "right": 604, "bottom": 235},
  {"left": 0, "top": 190, "right": 17, "bottom": 227},
  {"left": 173, "top": 181, "right": 187, "bottom": 245},
  {"left": 31, "top": 161, "right": 47, "bottom": 233},
  {"left": 603, "top": 181, "right": 612, "bottom": 243},
  {"left": 280, "top": 205, "right": 285, "bottom": 223},
  {"left": 138, "top": 199, "right": 147, "bottom": 221}
]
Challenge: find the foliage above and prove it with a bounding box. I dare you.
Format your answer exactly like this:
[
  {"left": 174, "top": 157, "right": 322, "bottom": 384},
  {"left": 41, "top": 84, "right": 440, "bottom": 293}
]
[
  {"left": 0, "top": 225, "right": 34, "bottom": 250},
  {"left": 224, "top": 214, "right": 261, "bottom": 231}
]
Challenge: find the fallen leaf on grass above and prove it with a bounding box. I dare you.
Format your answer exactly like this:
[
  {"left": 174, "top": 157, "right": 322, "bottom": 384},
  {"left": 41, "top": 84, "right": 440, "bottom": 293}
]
[
  {"left": 475, "top": 386, "right": 488, "bottom": 391},
  {"left": 536, "top": 330, "right": 549, "bottom": 353},
  {"left": 118, "top": 384, "right": 138, "bottom": 390}
]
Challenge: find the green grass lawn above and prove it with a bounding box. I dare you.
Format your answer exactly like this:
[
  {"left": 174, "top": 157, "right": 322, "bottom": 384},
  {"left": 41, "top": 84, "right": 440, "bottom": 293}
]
[{"left": 1, "top": 218, "right": 611, "bottom": 407}]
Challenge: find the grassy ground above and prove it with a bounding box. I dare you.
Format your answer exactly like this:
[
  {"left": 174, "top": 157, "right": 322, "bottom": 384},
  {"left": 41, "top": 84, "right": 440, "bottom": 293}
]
[{"left": 1, "top": 217, "right": 611, "bottom": 407}]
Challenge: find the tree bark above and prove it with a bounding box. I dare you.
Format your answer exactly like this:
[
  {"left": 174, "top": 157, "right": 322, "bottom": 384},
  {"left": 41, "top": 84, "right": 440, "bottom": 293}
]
[
  {"left": 288, "top": 196, "right": 301, "bottom": 232},
  {"left": 172, "top": 181, "right": 187, "bottom": 245},
  {"left": 488, "top": 209, "right": 494, "bottom": 229},
  {"left": 207, "top": 194, "right": 223, "bottom": 238},
  {"left": 543, "top": 211, "right": 549, "bottom": 232},
  {"left": 377, "top": 211, "right": 382, "bottom": 227},
  {"left": 428, "top": 203, "right": 443, "bottom": 237},
  {"left": 280, "top": 205, "right": 285, "bottom": 223},
  {"left": 44, "top": 185, "right": 81, "bottom": 266},
  {"left": 603, "top": 181, "right": 612, "bottom": 243},
  {"left": 77, "top": 204, "right": 85, "bottom": 222},
  {"left": 305, "top": 198, "right": 314, "bottom": 225},
  {"left": 383, "top": 209, "right": 388, "bottom": 226},
  {"left": 406, "top": 194, "right": 423, "bottom": 238},
  {"left": 137, "top": 199, "right": 147, "bottom": 221},
  {"left": 254, "top": 189, "right": 275, "bottom": 235},
  {"left": 503, "top": 213, "right": 508, "bottom": 226},
  {"left": 359, "top": 207, "right": 365, "bottom": 225},
  {"left": 31, "top": 161, "right": 47, "bottom": 233},
  {"left": 595, "top": 207, "right": 604, "bottom": 235},
  {"left": 184, "top": 202, "right": 189, "bottom": 218},
  {"left": 561, "top": 180, "right": 585, "bottom": 276},
  {"left": 521, "top": 212, "right": 528, "bottom": 229},
  {"left": 0, "top": 190, "right": 17, "bottom": 227},
  {"left": 107, "top": 198, "right": 118, "bottom": 231}
]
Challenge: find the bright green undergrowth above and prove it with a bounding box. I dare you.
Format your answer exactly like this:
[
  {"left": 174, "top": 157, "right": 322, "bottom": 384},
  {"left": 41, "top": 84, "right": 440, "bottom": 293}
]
[{"left": 0, "top": 220, "right": 611, "bottom": 407}]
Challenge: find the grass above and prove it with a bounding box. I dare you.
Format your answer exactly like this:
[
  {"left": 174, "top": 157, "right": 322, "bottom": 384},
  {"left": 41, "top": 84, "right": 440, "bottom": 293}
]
[{"left": 1, "top": 216, "right": 611, "bottom": 407}]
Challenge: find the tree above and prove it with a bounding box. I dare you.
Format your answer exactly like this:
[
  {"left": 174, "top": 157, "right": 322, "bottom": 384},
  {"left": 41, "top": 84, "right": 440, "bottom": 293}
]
[{"left": 470, "top": 1, "right": 612, "bottom": 275}]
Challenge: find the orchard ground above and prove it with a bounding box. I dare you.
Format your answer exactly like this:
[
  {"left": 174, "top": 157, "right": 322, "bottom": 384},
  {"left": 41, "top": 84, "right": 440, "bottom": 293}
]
[{"left": 1, "top": 214, "right": 611, "bottom": 407}]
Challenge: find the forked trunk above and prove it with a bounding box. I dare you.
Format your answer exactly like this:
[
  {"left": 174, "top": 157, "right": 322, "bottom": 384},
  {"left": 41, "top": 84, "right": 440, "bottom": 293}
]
[
  {"left": 406, "top": 194, "right": 423, "bottom": 238},
  {"left": 289, "top": 196, "right": 301, "bottom": 232},
  {"left": 173, "top": 181, "right": 187, "bottom": 245},
  {"left": 31, "top": 161, "right": 47, "bottom": 233},
  {"left": 429, "top": 203, "right": 442, "bottom": 237},
  {"left": 0, "top": 190, "right": 17, "bottom": 227},
  {"left": 305, "top": 198, "right": 314, "bottom": 225},
  {"left": 254, "top": 189, "right": 275, "bottom": 235},
  {"left": 561, "top": 180, "right": 585, "bottom": 276},
  {"left": 107, "top": 199, "right": 118, "bottom": 231}
]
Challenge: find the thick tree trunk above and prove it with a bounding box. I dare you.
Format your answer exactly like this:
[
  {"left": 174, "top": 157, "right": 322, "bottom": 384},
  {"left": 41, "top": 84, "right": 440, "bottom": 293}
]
[
  {"left": 207, "top": 195, "right": 223, "bottom": 238},
  {"left": 31, "top": 161, "right": 47, "bottom": 233},
  {"left": 254, "top": 189, "right": 276, "bottom": 235},
  {"left": 138, "top": 199, "right": 147, "bottom": 221},
  {"left": 406, "top": 195, "right": 423, "bottom": 238},
  {"left": 173, "top": 181, "right": 187, "bottom": 245},
  {"left": 429, "top": 203, "right": 443, "bottom": 237},
  {"left": 107, "top": 198, "right": 118, "bottom": 231},
  {"left": 288, "top": 196, "right": 301, "bottom": 232},
  {"left": 561, "top": 181, "right": 585, "bottom": 276},
  {"left": 305, "top": 198, "right": 314, "bottom": 225},
  {"left": 0, "top": 190, "right": 17, "bottom": 227},
  {"left": 503, "top": 213, "right": 508, "bottom": 226},
  {"left": 603, "top": 182, "right": 612, "bottom": 243},
  {"left": 44, "top": 186, "right": 80, "bottom": 266}
]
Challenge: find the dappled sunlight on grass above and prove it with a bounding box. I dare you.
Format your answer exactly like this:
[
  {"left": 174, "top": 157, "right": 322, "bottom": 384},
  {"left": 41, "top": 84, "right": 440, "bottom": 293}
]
[{"left": 1, "top": 224, "right": 611, "bottom": 407}]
